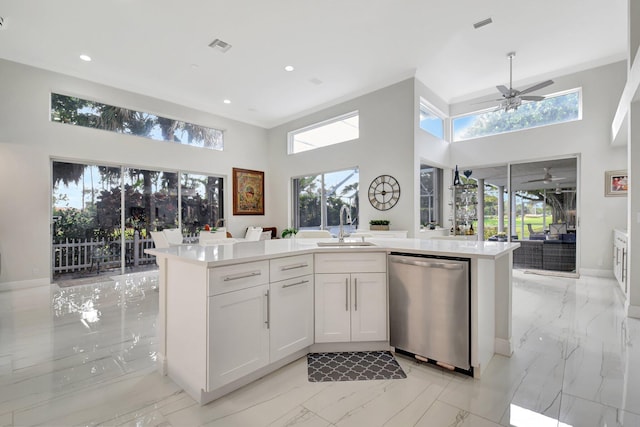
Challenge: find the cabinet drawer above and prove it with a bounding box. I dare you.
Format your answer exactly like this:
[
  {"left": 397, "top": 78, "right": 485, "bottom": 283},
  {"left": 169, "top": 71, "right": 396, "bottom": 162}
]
[
  {"left": 270, "top": 254, "right": 314, "bottom": 282},
  {"left": 315, "top": 252, "right": 386, "bottom": 274},
  {"left": 208, "top": 260, "right": 269, "bottom": 296}
]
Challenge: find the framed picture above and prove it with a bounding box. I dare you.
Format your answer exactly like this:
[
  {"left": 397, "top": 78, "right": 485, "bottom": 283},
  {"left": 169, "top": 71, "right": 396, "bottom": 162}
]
[
  {"left": 233, "top": 168, "right": 265, "bottom": 215},
  {"left": 605, "top": 169, "right": 628, "bottom": 197}
]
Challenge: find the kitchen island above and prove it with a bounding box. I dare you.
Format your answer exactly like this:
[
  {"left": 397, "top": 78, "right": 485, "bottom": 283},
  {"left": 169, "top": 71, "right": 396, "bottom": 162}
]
[{"left": 146, "top": 237, "right": 519, "bottom": 404}]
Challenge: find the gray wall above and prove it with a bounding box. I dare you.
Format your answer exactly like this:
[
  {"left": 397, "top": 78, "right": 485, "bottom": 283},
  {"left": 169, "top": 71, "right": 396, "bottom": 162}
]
[
  {"left": 0, "top": 58, "right": 628, "bottom": 285},
  {"left": 0, "top": 59, "right": 269, "bottom": 284}
]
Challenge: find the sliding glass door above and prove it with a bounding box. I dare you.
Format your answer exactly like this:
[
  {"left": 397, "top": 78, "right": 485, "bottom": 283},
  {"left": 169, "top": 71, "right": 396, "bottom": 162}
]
[{"left": 52, "top": 160, "right": 223, "bottom": 282}]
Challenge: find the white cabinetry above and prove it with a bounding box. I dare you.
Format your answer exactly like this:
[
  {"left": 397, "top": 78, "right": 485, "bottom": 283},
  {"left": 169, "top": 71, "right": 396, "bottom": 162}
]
[
  {"left": 613, "top": 229, "right": 628, "bottom": 296},
  {"left": 207, "top": 255, "right": 314, "bottom": 391},
  {"left": 269, "top": 254, "right": 314, "bottom": 362},
  {"left": 207, "top": 261, "right": 270, "bottom": 390},
  {"left": 314, "top": 252, "right": 387, "bottom": 343}
]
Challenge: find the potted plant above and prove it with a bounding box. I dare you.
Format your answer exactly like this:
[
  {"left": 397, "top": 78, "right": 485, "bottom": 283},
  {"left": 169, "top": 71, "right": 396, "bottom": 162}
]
[
  {"left": 369, "top": 220, "right": 390, "bottom": 231},
  {"left": 281, "top": 227, "right": 298, "bottom": 239}
]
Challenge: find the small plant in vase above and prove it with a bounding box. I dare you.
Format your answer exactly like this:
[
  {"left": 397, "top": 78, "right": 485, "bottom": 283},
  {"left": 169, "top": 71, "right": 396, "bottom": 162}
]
[
  {"left": 281, "top": 228, "right": 298, "bottom": 239},
  {"left": 369, "top": 220, "right": 390, "bottom": 231}
]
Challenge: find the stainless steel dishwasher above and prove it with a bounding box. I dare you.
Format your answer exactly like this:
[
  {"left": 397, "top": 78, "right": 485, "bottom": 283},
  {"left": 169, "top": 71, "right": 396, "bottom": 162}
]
[{"left": 388, "top": 252, "right": 471, "bottom": 375}]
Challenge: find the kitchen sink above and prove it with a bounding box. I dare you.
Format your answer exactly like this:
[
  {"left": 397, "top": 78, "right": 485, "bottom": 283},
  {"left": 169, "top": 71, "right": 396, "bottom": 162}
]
[{"left": 316, "top": 241, "right": 377, "bottom": 247}]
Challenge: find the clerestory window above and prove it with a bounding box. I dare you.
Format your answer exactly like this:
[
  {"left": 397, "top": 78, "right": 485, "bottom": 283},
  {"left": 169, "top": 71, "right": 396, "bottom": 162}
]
[
  {"left": 452, "top": 88, "right": 581, "bottom": 142},
  {"left": 50, "top": 93, "right": 224, "bottom": 150}
]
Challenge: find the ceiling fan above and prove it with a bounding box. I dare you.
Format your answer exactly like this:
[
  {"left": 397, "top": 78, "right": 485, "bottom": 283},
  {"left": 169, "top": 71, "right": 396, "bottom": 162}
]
[
  {"left": 552, "top": 183, "right": 575, "bottom": 195},
  {"left": 489, "top": 52, "right": 554, "bottom": 112},
  {"left": 523, "top": 168, "right": 565, "bottom": 185}
]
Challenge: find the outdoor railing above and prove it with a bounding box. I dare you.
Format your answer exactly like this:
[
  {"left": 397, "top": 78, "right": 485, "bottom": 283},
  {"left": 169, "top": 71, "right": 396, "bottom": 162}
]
[{"left": 52, "top": 232, "right": 194, "bottom": 275}]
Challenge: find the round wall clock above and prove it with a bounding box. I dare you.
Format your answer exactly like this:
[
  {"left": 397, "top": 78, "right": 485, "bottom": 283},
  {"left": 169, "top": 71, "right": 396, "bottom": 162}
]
[{"left": 368, "top": 174, "right": 400, "bottom": 211}]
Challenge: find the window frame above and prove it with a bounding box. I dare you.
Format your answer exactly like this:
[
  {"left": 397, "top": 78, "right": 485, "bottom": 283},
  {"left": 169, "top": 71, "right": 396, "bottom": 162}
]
[
  {"left": 287, "top": 110, "right": 360, "bottom": 154},
  {"left": 451, "top": 87, "right": 583, "bottom": 142},
  {"left": 50, "top": 92, "right": 225, "bottom": 151},
  {"left": 418, "top": 98, "right": 445, "bottom": 140},
  {"left": 419, "top": 164, "right": 443, "bottom": 226},
  {"left": 291, "top": 167, "right": 359, "bottom": 234}
]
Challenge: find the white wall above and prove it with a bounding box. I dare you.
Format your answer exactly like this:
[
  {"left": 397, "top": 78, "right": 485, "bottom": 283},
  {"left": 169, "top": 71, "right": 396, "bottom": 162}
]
[
  {"left": 414, "top": 79, "right": 453, "bottom": 231},
  {"left": 449, "top": 61, "right": 628, "bottom": 272},
  {"left": 267, "top": 79, "right": 417, "bottom": 235},
  {"left": 0, "top": 59, "right": 269, "bottom": 284},
  {"left": 0, "top": 57, "right": 628, "bottom": 284}
]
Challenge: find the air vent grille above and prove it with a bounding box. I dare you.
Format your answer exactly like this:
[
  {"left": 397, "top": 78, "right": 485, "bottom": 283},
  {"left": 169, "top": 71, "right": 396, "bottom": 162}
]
[
  {"left": 208, "top": 38, "right": 232, "bottom": 53},
  {"left": 473, "top": 17, "right": 493, "bottom": 29}
]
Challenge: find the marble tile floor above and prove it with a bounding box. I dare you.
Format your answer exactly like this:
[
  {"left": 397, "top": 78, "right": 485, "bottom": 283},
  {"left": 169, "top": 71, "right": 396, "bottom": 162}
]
[{"left": 1, "top": 270, "right": 639, "bottom": 426}]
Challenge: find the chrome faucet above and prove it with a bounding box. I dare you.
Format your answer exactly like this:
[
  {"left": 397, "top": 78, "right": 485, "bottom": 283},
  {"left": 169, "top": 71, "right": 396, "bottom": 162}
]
[
  {"left": 214, "top": 218, "right": 226, "bottom": 228},
  {"left": 338, "top": 205, "right": 351, "bottom": 242}
]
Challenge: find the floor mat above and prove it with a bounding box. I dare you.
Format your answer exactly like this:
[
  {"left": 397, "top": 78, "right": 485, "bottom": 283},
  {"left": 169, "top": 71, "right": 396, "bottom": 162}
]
[{"left": 307, "top": 351, "right": 406, "bottom": 382}]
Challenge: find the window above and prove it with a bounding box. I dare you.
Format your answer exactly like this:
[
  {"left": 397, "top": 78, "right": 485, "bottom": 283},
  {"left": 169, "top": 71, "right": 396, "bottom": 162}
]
[
  {"left": 419, "top": 99, "right": 444, "bottom": 139},
  {"left": 288, "top": 111, "right": 359, "bottom": 154},
  {"left": 452, "top": 88, "right": 581, "bottom": 142},
  {"left": 292, "top": 168, "right": 359, "bottom": 235},
  {"left": 50, "top": 93, "right": 224, "bottom": 150},
  {"left": 420, "top": 164, "right": 442, "bottom": 226},
  {"left": 52, "top": 160, "right": 224, "bottom": 279}
]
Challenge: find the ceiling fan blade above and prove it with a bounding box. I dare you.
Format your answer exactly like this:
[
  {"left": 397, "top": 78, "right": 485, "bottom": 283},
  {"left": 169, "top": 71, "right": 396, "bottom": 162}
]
[
  {"left": 520, "top": 95, "right": 545, "bottom": 101},
  {"left": 518, "top": 80, "right": 554, "bottom": 95},
  {"left": 496, "top": 85, "right": 511, "bottom": 96}
]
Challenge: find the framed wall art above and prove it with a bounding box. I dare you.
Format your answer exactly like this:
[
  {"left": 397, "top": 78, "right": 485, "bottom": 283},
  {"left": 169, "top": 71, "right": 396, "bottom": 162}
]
[
  {"left": 604, "top": 169, "right": 628, "bottom": 197},
  {"left": 232, "top": 168, "right": 265, "bottom": 215}
]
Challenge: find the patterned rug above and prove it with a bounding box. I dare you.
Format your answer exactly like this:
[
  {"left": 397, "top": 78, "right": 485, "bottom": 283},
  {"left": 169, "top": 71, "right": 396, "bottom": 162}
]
[{"left": 307, "top": 351, "right": 406, "bottom": 382}]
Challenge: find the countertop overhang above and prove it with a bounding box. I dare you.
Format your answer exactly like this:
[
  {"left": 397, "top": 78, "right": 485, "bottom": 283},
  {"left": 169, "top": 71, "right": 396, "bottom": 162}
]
[{"left": 145, "top": 237, "right": 520, "bottom": 268}]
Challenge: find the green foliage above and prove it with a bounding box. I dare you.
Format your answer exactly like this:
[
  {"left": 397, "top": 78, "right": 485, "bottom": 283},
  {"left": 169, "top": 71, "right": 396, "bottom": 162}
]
[
  {"left": 52, "top": 208, "right": 97, "bottom": 241},
  {"left": 281, "top": 228, "right": 298, "bottom": 238},
  {"left": 457, "top": 92, "right": 580, "bottom": 141},
  {"left": 369, "top": 219, "right": 390, "bottom": 226},
  {"left": 50, "top": 93, "right": 223, "bottom": 149}
]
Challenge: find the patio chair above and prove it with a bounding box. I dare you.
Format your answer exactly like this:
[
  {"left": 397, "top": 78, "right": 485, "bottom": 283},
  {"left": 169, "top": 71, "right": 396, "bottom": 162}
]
[
  {"left": 150, "top": 231, "right": 170, "bottom": 248},
  {"left": 163, "top": 228, "right": 184, "bottom": 245},
  {"left": 244, "top": 226, "right": 263, "bottom": 241},
  {"left": 90, "top": 241, "right": 121, "bottom": 274},
  {"left": 296, "top": 230, "right": 332, "bottom": 238}
]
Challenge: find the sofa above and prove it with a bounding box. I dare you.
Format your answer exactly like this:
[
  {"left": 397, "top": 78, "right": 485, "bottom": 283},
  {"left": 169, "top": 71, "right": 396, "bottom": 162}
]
[{"left": 513, "top": 238, "right": 576, "bottom": 272}]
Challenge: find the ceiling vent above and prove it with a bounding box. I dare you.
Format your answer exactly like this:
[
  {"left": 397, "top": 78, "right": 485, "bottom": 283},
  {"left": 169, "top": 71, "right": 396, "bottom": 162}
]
[
  {"left": 473, "top": 17, "right": 492, "bottom": 29},
  {"left": 208, "top": 38, "right": 232, "bottom": 53}
]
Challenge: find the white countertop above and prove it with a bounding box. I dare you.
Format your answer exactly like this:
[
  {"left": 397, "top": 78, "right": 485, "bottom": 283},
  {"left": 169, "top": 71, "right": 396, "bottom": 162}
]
[{"left": 145, "top": 237, "right": 520, "bottom": 267}]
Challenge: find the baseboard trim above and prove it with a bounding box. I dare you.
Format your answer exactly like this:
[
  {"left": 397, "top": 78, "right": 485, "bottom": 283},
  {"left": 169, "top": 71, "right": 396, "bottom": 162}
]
[
  {"left": 579, "top": 268, "right": 614, "bottom": 278},
  {"left": 0, "top": 277, "right": 50, "bottom": 292},
  {"left": 494, "top": 338, "right": 513, "bottom": 357},
  {"left": 627, "top": 305, "right": 640, "bottom": 319}
]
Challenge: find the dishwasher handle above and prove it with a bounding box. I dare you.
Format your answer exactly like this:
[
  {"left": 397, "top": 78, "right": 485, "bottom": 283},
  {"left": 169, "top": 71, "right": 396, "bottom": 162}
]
[{"left": 390, "top": 257, "right": 463, "bottom": 270}]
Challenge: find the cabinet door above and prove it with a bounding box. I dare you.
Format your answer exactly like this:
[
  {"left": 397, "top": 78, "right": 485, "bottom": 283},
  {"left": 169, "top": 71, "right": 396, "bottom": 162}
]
[
  {"left": 350, "top": 273, "right": 387, "bottom": 342},
  {"left": 315, "top": 273, "right": 351, "bottom": 343},
  {"left": 208, "top": 284, "right": 269, "bottom": 390},
  {"left": 270, "top": 275, "right": 314, "bottom": 361}
]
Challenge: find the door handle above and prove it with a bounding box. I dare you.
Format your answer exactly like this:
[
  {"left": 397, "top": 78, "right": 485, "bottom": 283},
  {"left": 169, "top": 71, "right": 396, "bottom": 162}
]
[
  {"left": 223, "top": 270, "right": 261, "bottom": 281},
  {"left": 345, "top": 278, "right": 349, "bottom": 311},
  {"left": 280, "top": 263, "right": 308, "bottom": 271},
  {"left": 390, "top": 258, "right": 463, "bottom": 270},
  {"left": 264, "top": 290, "right": 270, "bottom": 329},
  {"left": 282, "top": 279, "right": 309, "bottom": 289},
  {"left": 354, "top": 277, "right": 358, "bottom": 311}
]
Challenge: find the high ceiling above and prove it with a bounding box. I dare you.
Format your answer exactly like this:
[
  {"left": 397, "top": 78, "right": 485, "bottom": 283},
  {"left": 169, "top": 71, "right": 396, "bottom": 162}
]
[{"left": 0, "top": 0, "right": 628, "bottom": 128}]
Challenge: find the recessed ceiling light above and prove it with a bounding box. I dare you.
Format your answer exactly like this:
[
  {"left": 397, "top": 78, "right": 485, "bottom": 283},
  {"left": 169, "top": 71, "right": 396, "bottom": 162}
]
[
  {"left": 79, "top": 54, "right": 92, "bottom": 62},
  {"left": 284, "top": 65, "right": 295, "bottom": 72},
  {"left": 223, "top": 99, "right": 231, "bottom": 104}
]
